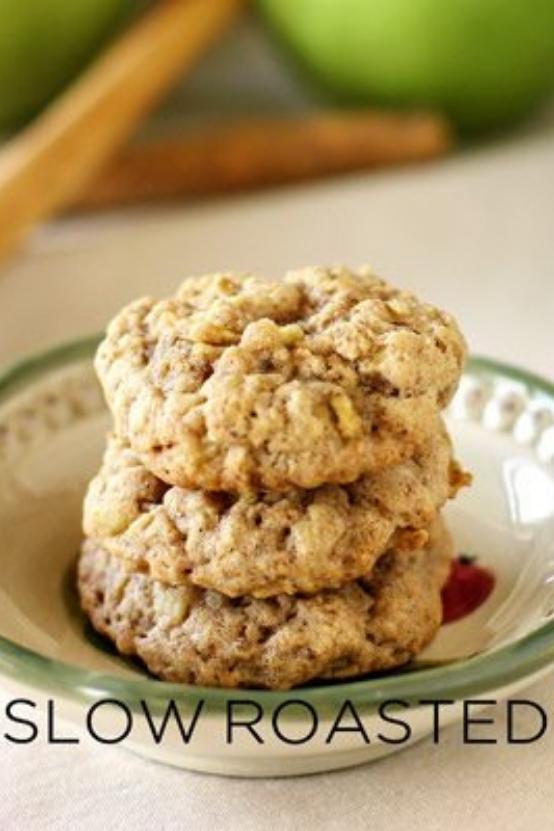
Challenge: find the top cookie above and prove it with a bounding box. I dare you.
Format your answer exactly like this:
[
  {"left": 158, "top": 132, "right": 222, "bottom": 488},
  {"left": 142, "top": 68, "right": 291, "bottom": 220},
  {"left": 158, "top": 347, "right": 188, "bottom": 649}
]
[{"left": 95, "top": 266, "right": 466, "bottom": 491}]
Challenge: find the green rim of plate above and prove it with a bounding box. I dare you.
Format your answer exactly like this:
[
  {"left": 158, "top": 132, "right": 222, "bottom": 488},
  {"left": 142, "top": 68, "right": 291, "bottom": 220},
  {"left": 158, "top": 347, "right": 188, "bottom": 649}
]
[{"left": 1, "top": 336, "right": 554, "bottom": 712}]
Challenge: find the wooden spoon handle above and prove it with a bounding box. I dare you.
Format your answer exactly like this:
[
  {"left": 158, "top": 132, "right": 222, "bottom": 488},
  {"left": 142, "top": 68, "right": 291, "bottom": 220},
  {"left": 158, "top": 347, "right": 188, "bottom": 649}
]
[{"left": 0, "top": 0, "right": 245, "bottom": 264}]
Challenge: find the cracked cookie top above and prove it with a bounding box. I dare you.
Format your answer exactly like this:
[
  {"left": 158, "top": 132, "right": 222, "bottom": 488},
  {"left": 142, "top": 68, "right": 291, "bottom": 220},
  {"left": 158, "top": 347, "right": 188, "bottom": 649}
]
[{"left": 95, "top": 266, "right": 466, "bottom": 491}]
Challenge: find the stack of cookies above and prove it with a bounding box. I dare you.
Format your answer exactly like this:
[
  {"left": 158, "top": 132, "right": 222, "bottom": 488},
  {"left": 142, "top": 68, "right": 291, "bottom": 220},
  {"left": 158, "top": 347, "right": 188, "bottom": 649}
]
[{"left": 78, "top": 266, "right": 469, "bottom": 690}]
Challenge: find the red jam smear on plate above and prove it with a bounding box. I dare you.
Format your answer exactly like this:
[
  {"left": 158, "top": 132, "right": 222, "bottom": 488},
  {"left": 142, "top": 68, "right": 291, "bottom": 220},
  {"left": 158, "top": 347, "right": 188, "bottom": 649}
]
[{"left": 441, "top": 555, "right": 495, "bottom": 624}]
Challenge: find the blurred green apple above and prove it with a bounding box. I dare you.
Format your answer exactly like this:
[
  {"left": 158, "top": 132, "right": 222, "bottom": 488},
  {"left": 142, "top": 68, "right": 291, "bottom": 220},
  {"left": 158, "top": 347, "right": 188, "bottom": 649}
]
[
  {"left": 0, "top": 0, "right": 137, "bottom": 131},
  {"left": 258, "top": 0, "right": 554, "bottom": 131}
]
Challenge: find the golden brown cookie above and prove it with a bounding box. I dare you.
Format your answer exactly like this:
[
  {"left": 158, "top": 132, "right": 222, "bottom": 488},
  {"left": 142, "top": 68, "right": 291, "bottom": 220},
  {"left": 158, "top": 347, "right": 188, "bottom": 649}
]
[
  {"left": 78, "top": 517, "right": 453, "bottom": 690},
  {"left": 83, "top": 425, "right": 467, "bottom": 597},
  {"left": 94, "top": 267, "right": 466, "bottom": 492}
]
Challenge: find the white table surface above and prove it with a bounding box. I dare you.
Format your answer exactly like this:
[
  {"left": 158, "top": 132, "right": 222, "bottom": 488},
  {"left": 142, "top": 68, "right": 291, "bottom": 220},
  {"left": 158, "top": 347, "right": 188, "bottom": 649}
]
[{"left": 0, "top": 19, "right": 553, "bottom": 831}]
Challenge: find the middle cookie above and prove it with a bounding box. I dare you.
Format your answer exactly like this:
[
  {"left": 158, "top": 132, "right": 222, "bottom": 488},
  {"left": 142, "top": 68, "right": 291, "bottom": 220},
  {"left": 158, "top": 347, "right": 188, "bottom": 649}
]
[{"left": 84, "top": 423, "right": 467, "bottom": 598}]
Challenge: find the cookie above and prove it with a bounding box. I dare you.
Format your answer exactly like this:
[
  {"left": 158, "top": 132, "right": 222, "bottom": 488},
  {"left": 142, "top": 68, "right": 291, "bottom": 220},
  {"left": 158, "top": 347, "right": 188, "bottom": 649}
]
[
  {"left": 78, "top": 517, "right": 453, "bottom": 690},
  {"left": 95, "top": 266, "right": 466, "bottom": 491},
  {"left": 83, "top": 425, "right": 467, "bottom": 597}
]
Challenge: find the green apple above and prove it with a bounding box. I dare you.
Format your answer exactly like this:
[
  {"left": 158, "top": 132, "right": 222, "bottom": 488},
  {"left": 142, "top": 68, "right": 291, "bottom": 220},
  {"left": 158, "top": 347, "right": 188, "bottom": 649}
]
[
  {"left": 258, "top": 0, "right": 554, "bottom": 131},
  {"left": 0, "top": 0, "right": 137, "bottom": 131}
]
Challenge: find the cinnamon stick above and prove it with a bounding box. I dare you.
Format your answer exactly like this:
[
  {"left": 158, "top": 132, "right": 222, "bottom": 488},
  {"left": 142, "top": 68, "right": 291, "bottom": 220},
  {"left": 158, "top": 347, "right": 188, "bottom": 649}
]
[{"left": 72, "top": 110, "right": 453, "bottom": 211}]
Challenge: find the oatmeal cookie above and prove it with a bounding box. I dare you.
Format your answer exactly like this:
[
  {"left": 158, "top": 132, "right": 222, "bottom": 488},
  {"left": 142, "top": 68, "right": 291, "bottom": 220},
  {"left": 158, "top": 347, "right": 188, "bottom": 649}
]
[
  {"left": 94, "top": 267, "right": 466, "bottom": 491},
  {"left": 78, "top": 518, "right": 453, "bottom": 690},
  {"left": 83, "top": 426, "right": 467, "bottom": 597}
]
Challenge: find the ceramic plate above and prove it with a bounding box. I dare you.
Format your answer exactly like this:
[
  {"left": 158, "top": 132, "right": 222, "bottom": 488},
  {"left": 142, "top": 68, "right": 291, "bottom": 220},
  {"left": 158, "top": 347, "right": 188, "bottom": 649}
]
[{"left": 1, "top": 339, "right": 554, "bottom": 776}]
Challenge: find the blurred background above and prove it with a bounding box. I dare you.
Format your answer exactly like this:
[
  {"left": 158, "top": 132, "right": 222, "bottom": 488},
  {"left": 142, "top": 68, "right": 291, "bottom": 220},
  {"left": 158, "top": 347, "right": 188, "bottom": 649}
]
[
  {"left": 2, "top": 0, "right": 553, "bottom": 134},
  {"left": 0, "top": 0, "right": 553, "bottom": 373}
]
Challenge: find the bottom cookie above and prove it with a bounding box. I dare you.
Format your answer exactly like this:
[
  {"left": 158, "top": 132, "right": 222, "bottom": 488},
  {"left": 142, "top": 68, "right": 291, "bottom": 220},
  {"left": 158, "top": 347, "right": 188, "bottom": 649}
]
[{"left": 78, "top": 518, "right": 453, "bottom": 690}]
